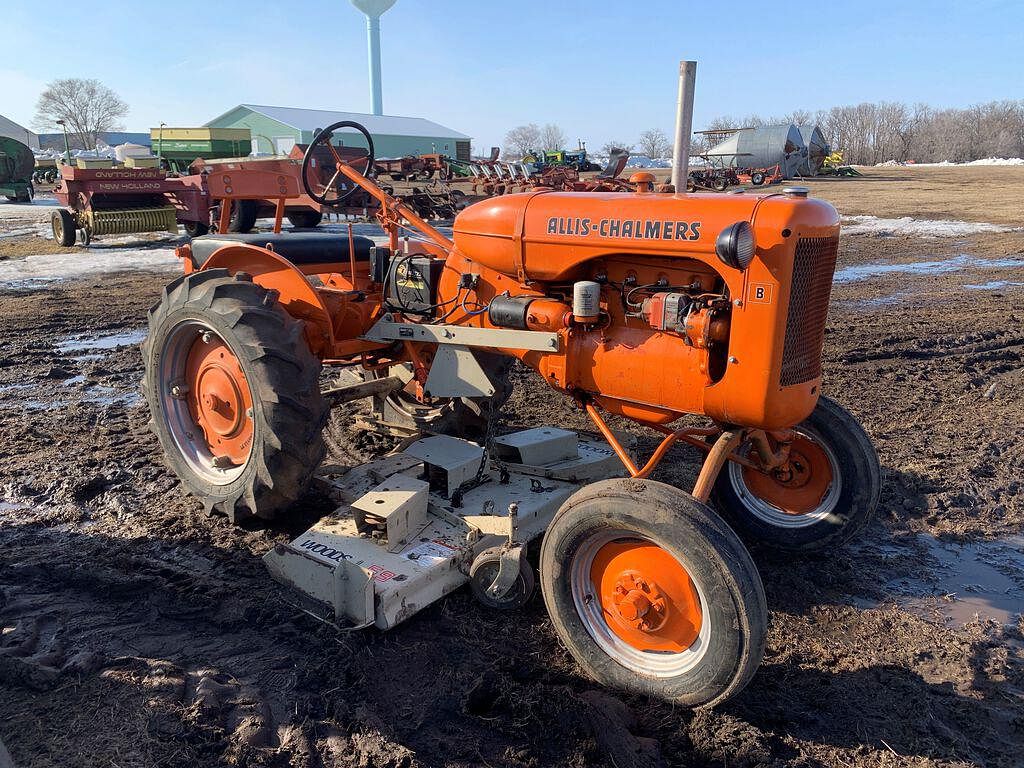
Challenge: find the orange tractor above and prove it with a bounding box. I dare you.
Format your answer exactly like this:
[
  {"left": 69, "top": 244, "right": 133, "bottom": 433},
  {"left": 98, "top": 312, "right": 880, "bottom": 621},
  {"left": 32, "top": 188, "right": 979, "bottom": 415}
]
[{"left": 142, "top": 121, "right": 879, "bottom": 708}]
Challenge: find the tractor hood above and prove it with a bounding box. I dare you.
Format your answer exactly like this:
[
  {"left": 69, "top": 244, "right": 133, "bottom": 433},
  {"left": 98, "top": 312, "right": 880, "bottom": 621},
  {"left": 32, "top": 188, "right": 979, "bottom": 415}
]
[{"left": 452, "top": 189, "right": 839, "bottom": 282}]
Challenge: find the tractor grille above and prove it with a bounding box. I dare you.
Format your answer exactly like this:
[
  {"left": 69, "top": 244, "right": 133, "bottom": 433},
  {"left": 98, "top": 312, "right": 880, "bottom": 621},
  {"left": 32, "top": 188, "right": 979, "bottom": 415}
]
[{"left": 780, "top": 236, "right": 839, "bottom": 386}]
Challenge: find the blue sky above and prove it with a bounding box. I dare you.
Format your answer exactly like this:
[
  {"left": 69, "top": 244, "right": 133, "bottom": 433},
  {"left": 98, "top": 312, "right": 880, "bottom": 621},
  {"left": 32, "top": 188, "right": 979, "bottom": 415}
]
[{"left": 3, "top": 0, "right": 1021, "bottom": 151}]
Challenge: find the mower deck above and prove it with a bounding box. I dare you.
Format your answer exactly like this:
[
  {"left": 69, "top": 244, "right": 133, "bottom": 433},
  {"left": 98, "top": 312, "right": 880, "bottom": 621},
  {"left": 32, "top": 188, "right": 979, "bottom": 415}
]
[{"left": 264, "top": 429, "right": 627, "bottom": 629}]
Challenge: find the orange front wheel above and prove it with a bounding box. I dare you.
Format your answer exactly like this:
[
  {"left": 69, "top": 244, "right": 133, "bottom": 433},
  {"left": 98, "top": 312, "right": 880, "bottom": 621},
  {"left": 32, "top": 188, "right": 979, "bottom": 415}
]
[
  {"left": 540, "top": 478, "right": 767, "bottom": 708},
  {"left": 711, "top": 396, "right": 881, "bottom": 551}
]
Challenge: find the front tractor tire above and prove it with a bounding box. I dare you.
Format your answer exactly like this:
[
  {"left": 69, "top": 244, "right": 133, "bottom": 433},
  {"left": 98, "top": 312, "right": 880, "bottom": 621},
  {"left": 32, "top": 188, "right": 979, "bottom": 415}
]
[
  {"left": 142, "top": 269, "right": 328, "bottom": 522},
  {"left": 540, "top": 479, "right": 767, "bottom": 709},
  {"left": 710, "top": 395, "right": 881, "bottom": 551}
]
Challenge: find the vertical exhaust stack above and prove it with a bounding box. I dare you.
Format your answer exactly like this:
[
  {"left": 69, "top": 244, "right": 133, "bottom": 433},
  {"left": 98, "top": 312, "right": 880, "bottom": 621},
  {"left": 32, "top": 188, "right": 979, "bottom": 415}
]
[
  {"left": 350, "top": 0, "right": 397, "bottom": 116},
  {"left": 671, "top": 60, "right": 697, "bottom": 192}
]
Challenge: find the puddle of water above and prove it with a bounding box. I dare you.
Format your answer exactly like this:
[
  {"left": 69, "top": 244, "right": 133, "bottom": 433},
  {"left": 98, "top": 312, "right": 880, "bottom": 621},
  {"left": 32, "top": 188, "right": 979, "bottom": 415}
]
[
  {"left": 844, "top": 292, "right": 911, "bottom": 309},
  {"left": 63, "top": 374, "right": 86, "bottom": 386},
  {"left": 889, "top": 535, "right": 1024, "bottom": 626},
  {"left": 55, "top": 328, "right": 147, "bottom": 353},
  {"left": 834, "top": 254, "right": 1024, "bottom": 284},
  {"left": 83, "top": 385, "right": 141, "bottom": 407},
  {"left": 965, "top": 280, "right": 1024, "bottom": 291},
  {"left": 17, "top": 400, "right": 64, "bottom": 411},
  {"left": 0, "top": 382, "right": 33, "bottom": 394}
]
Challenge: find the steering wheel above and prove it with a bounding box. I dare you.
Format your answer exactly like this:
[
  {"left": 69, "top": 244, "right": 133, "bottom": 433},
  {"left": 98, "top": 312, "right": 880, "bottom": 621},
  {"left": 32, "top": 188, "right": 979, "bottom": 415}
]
[{"left": 301, "top": 120, "right": 376, "bottom": 207}]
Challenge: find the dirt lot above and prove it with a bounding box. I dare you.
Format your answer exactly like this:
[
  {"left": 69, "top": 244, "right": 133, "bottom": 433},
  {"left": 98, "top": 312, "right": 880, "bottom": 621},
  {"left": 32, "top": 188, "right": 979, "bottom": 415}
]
[{"left": 1, "top": 167, "right": 1022, "bottom": 767}]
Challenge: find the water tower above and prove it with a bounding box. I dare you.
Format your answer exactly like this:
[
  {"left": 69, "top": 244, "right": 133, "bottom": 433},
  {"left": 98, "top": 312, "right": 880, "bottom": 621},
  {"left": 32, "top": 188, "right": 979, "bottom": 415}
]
[{"left": 350, "top": 0, "right": 397, "bottom": 115}]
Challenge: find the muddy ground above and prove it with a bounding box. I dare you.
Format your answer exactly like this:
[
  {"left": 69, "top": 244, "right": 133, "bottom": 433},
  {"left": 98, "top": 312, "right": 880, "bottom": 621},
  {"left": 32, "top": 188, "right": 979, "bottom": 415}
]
[{"left": 0, "top": 168, "right": 1023, "bottom": 767}]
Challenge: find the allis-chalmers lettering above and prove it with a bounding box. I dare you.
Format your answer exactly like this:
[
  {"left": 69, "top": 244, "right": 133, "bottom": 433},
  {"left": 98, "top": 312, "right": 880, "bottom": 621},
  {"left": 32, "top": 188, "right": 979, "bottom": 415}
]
[{"left": 547, "top": 216, "right": 701, "bottom": 241}]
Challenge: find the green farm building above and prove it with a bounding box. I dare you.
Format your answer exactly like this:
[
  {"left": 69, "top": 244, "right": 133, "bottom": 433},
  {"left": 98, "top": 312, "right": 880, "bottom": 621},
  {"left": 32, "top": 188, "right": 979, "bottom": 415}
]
[{"left": 205, "top": 104, "right": 471, "bottom": 160}]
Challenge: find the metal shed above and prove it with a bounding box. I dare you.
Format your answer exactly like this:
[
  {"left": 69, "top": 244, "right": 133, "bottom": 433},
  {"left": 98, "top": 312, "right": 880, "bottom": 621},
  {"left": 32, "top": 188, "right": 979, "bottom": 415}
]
[
  {"left": 705, "top": 124, "right": 807, "bottom": 179},
  {"left": 205, "top": 104, "right": 471, "bottom": 161},
  {"left": 796, "top": 125, "right": 830, "bottom": 176}
]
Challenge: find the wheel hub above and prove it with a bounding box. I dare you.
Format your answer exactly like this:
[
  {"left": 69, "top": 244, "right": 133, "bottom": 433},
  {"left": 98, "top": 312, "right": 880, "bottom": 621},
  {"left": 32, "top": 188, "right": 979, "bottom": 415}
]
[
  {"left": 184, "top": 333, "right": 253, "bottom": 466},
  {"left": 591, "top": 541, "right": 702, "bottom": 652},
  {"left": 742, "top": 435, "right": 833, "bottom": 516}
]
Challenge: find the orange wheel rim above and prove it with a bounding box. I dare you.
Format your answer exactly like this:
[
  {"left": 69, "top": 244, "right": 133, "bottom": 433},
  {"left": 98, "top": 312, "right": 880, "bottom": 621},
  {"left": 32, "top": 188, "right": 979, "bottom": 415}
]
[
  {"left": 590, "top": 540, "right": 702, "bottom": 653},
  {"left": 184, "top": 334, "right": 254, "bottom": 466},
  {"left": 741, "top": 434, "right": 834, "bottom": 515}
]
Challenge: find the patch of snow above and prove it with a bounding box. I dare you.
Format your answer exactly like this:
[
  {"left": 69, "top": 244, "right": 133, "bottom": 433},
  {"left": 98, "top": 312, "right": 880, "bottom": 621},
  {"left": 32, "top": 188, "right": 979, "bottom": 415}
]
[
  {"left": 624, "top": 155, "right": 671, "bottom": 169},
  {"left": 964, "top": 280, "right": 1024, "bottom": 290},
  {"left": 875, "top": 157, "right": 1024, "bottom": 167},
  {"left": 842, "top": 215, "right": 1014, "bottom": 238},
  {"left": 834, "top": 254, "right": 1024, "bottom": 284},
  {"left": 0, "top": 248, "right": 178, "bottom": 292}
]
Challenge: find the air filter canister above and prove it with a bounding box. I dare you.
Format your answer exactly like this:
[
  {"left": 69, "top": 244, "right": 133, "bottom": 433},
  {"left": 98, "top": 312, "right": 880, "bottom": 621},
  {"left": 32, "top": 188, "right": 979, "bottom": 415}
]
[{"left": 573, "top": 281, "right": 601, "bottom": 323}]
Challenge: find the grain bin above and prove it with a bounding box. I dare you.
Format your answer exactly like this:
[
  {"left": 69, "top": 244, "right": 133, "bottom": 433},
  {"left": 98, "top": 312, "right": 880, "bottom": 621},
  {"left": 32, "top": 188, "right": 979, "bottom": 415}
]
[
  {"left": 706, "top": 124, "right": 806, "bottom": 179},
  {"left": 796, "top": 125, "right": 830, "bottom": 176}
]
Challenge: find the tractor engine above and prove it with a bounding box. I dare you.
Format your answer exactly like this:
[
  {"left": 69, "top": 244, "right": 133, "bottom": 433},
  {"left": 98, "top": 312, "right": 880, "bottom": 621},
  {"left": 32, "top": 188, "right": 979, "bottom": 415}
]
[{"left": 445, "top": 187, "right": 840, "bottom": 429}]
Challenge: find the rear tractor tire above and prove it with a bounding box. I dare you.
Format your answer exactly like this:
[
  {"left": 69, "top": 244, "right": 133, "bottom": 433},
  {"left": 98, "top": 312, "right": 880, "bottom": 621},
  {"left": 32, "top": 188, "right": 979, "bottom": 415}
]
[
  {"left": 227, "top": 199, "right": 259, "bottom": 233},
  {"left": 540, "top": 479, "right": 767, "bottom": 708},
  {"left": 286, "top": 210, "right": 323, "bottom": 229},
  {"left": 183, "top": 220, "right": 209, "bottom": 238},
  {"left": 142, "top": 269, "right": 328, "bottom": 522},
  {"left": 710, "top": 395, "right": 881, "bottom": 551}
]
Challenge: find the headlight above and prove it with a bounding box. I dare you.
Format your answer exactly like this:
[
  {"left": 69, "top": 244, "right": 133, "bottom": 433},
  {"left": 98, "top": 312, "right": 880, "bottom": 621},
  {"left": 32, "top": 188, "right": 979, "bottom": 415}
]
[{"left": 715, "top": 221, "right": 756, "bottom": 270}]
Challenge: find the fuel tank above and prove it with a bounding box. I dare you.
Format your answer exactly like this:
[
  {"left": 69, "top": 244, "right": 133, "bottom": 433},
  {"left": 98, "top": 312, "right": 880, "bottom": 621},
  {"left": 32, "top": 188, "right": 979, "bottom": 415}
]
[{"left": 452, "top": 189, "right": 839, "bottom": 283}]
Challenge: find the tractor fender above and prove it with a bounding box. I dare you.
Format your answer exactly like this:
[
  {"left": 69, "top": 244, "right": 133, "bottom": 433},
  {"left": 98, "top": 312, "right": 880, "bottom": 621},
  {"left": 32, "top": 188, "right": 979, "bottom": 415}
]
[{"left": 201, "top": 244, "right": 335, "bottom": 355}]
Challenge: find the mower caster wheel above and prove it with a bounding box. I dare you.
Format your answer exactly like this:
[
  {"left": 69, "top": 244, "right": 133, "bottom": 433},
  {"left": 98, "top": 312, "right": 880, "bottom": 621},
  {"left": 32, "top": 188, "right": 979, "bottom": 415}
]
[
  {"left": 469, "top": 546, "right": 535, "bottom": 610},
  {"left": 540, "top": 479, "right": 767, "bottom": 709},
  {"left": 751, "top": 172, "right": 765, "bottom": 185}
]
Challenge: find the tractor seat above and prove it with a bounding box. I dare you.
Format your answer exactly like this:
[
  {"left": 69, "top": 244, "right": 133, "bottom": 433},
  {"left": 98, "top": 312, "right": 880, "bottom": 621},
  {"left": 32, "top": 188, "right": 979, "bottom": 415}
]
[{"left": 189, "top": 232, "right": 375, "bottom": 268}]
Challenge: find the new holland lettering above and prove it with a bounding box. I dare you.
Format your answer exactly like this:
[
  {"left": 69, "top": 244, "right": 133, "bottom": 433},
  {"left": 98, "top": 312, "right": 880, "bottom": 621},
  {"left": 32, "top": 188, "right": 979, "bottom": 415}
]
[{"left": 548, "top": 216, "right": 700, "bottom": 241}]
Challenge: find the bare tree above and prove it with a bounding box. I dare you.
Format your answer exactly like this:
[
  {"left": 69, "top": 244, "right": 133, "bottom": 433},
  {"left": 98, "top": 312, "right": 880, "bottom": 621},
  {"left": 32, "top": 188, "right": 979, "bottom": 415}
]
[
  {"left": 702, "top": 99, "right": 1024, "bottom": 165},
  {"left": 601, "top": 140, "right": 633, "bottom": 156},
  {"left": 503, "top": 124, "right": 542, "bottom": 161},
  {"left": 34, "top": 78, "right": 128, "bottom": 150},
  {"left": 539, "top": 123, "right": 567, "bottom": 151},
  {"left": 636, "top": 128, "right": 671, "bottom": 159}
]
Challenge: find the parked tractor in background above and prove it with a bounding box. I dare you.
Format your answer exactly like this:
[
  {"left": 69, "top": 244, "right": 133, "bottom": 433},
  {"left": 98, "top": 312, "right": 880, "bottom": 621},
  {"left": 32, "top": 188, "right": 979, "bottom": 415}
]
[
  {"left": 142, "top": 121, "right": 880, "bottom": 710},
  {"left": 523, "top": 143, "right": 601, "bottom": 173},
  {"left": 0, "top": 136, "right": 35, "bottom": 203},
  {"left": 817, "top": 151, "right": 863, "bottom": 177}
]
